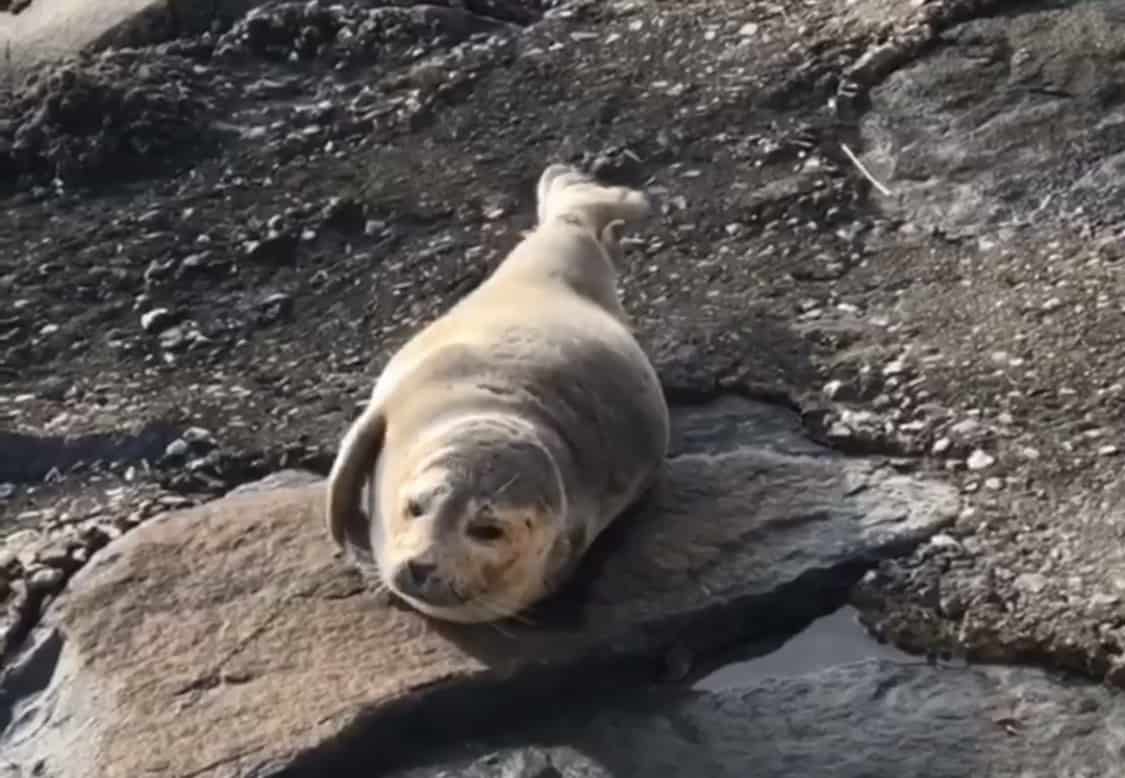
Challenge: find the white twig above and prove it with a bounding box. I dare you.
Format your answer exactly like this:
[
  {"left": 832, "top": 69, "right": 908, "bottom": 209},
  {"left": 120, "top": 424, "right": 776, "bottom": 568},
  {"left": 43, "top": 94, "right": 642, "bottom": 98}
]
[{"left": 840, "top": 142, "right": 894, "bottom": 197}]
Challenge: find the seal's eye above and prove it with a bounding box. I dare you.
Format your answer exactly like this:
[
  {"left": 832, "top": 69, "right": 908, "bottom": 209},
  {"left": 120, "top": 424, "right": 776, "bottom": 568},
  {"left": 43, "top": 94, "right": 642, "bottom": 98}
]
[
  {"left": 466, "top": 521, "right": 504, "bottom": 543},
  {"left": 405, "top": 497, "right": 426, "bottom": 518}
]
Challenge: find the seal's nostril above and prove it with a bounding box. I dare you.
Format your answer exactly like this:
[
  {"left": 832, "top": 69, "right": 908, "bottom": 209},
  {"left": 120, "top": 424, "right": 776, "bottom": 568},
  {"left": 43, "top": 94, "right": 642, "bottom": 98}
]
[{"left": 406, "top": 560, "right": 437, "bottom": 587}]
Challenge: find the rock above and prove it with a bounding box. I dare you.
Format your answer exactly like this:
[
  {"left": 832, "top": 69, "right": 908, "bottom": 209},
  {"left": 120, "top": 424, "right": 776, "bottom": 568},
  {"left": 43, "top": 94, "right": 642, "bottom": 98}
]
[
  {"left": 140, "top": 308, "right": 174, "bottom": 332},
  {"left": 0, "top": 396, "right": 958, "bottom": 776},
  {"left": 388, "top": 659, "right": 1125, "bottom": 778},
  {"left": 244, "top": 231, "right": 299, "bottom": 263},
  {"left": 966, "top": 449, "right": 995, "bottom": 471},
  {"left": 163, "top": 438, "right": 190, "bottom": 459},
  {"left": 27, "top": 566, "right": 64, "bottom": 595},
  {"left": 257, "top": 292, "right": 294, "bottom": 323},
  {"left": 181, "top": 427, "right": 215, "bottom": 450},
  {"left": 859, "top": 1, "right": 1125, "bottom": 235},
  {"left": 1, "top": 578, "right": 33, "bottom": 657}
]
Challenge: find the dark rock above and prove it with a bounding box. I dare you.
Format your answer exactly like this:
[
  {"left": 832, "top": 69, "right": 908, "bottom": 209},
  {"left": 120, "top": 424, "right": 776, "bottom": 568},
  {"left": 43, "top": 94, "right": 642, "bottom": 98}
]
[
  {"left": 320, "top": 195, "right": 366, "bottom": 233},
  {"left": 0, "top": 397, "right": 956, "bottom": 776},
  {"left": 389, "top": 659, "right": 1125, "bottom": 778},
  {"left": 859, "top": 1, "right": 1125, "bottom": 235},
  {"left": 244, "top": 231, "right": 299, "bottom": 264},
  {"left": 257, "top": 292, "right": 294, "bottom": 323}
]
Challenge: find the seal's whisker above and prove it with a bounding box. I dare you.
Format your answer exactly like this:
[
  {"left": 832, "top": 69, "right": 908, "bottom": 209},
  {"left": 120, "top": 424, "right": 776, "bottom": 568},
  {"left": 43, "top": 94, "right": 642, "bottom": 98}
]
[{"left": 496, "top": 473, "right": 520, "bottom": 495}]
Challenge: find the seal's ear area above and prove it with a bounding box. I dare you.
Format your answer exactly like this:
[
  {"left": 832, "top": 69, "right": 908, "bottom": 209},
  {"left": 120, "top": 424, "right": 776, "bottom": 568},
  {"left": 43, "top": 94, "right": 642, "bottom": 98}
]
[
  {"left": 325, "top": 405, "right": 386, "bottom": 552},
  {"left": 600, "top": 218, "right": 628, "bottom": 267}
]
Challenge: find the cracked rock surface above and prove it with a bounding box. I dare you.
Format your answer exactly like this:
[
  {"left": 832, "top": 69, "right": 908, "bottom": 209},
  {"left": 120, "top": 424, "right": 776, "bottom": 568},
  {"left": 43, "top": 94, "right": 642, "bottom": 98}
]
[{"left": 1, "top": 399, "right": 957, "bottom": 776}]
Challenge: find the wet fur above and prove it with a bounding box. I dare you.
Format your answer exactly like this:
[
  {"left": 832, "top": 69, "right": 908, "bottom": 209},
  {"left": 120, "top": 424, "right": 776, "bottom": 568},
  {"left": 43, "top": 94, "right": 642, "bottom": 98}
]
[{"left": 325, "top": 163, "right": 669, "bottom": 623}]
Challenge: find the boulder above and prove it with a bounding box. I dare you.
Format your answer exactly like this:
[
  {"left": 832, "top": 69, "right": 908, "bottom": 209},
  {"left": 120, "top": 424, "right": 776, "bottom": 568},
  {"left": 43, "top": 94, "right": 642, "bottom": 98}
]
[
  {"left": 0, "top": 0, "right": 258, "bottom": 80},
  {"left": 390, "top": 658, "right": 1125, "bottom": 778},
  {"left": 0, "top": 396, "right": 958, "bottom": 776}
]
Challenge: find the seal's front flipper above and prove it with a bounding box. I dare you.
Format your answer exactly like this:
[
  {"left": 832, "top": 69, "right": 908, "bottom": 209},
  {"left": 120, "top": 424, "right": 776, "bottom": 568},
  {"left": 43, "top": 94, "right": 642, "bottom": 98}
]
[{"left": 326, "top": 404, "right": 386, "bottom": 555}]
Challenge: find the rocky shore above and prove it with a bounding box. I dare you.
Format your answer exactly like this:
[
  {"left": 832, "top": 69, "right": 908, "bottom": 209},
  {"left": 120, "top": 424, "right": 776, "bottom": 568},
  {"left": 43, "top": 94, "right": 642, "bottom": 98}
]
[{"left": 2, "top": 0, "right": 1124, "bottom": 775}]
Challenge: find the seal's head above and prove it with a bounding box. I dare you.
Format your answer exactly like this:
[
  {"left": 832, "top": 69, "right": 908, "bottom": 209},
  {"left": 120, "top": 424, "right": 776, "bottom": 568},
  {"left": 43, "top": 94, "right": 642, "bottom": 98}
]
[{"left": 376, "top": 416, "right": 574, "bottom": 623}]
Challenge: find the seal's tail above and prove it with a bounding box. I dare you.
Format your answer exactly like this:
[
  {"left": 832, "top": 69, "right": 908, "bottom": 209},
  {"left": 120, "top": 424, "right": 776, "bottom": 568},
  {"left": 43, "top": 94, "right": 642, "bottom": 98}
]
[{"left": 535, "top": 163, "right": 651, "bottom": 238}]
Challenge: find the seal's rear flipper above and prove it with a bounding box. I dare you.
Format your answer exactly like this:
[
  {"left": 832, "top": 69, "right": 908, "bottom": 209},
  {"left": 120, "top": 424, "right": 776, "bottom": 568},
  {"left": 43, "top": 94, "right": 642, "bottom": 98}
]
[{"left": 535, "top": 163, "right": 651, "bottom": 237}]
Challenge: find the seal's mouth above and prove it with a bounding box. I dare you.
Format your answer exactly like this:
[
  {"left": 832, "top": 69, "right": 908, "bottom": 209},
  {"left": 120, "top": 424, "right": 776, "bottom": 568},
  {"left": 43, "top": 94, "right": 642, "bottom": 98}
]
[{"left": 387, "top": 558, "right": 467, "bottom": 609}]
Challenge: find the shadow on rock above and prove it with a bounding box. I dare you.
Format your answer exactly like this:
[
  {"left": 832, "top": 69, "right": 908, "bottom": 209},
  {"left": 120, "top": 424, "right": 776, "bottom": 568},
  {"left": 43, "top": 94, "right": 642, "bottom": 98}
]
[{"left": 1, "top": 393, "right": 958, "bottom": 777}]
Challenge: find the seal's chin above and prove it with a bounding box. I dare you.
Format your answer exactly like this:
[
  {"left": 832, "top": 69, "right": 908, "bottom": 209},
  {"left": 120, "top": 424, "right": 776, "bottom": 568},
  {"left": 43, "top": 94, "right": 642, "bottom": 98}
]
[{"left": 397, "top": 595, "right": 523, "bottom": 625}]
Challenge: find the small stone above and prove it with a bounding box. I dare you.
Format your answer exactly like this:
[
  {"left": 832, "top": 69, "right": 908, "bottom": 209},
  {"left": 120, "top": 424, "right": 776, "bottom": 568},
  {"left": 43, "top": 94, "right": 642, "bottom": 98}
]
[
  {"left": 966, "top": 449, "right": 996, "bottom": 471},
  {"left": 182, "top": 427, "right": 215, "bottom": 449},
  {"left": 928, "top": 533, "right": 963, "bottom": 551},
  {"left": 35, "top": 543, "right": 73, "bottom": 570},
  {"left": 165, "top": 439, "right": 190, "bottom": 459},
  {"left": 822, "top": 380, "right": 844, "bottom": 400},
  {"left": 245, "top": 232, "right": 299, "bottom": 263},
  {"left": 159, "top": 326, "right": 189, "bottom": 351},
  {"left": 984, "top": 477, "right": 1004, "bottom": 491},
  {"left": 180, "top": 253, "right": 209, "bottom": 271},
  {"left": 883, "top": 359, "right": 907, "bottom": 376},
  {"left": 932, "top": 437, "right": 952, "bottom": 455},
  {"left": 950, "top": 418, "right": 981, "bottom": 438},
  {"left": 3, "top": 529, "right": 41, "bottom": 560},
  {"left": 1015, "top": 572, "right": 1048, "bottom": 594},
  {"left": 258, "top": 293, "right": 294, "bottom": 322},
  {"left": 1097, "top": 444, "right": 1119, "bottom": 457},
  {"left": 40, "top": 323, "right": 60, "bottom": 336},
  {"left": 141, "top": 308, "right": 174, "bottom": 332},
  {"left": 28, "top": 566, "right": 65, "bottom": 595},
  {"left": 737, "top": 22, "right": 759, "bottom": 36}
]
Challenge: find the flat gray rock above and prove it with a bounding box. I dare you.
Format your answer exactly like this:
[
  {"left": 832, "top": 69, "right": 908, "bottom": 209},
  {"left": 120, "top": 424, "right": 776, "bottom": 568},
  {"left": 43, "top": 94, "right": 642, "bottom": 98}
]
[
  {"left": 0, "top": 396, "right": 957, "bottom": 777},
  {"left": 392, "top": 658, "right": 1125, "bottom": 778},
  {"left": 858, "top": 0, "right": 1125, "bottom": 235}
]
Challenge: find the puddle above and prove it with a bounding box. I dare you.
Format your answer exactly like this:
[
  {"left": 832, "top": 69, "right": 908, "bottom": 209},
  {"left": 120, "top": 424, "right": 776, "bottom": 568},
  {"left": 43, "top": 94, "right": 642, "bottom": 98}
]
[{"left": 693, "top": 605, "right": 921, "bottom": 691}]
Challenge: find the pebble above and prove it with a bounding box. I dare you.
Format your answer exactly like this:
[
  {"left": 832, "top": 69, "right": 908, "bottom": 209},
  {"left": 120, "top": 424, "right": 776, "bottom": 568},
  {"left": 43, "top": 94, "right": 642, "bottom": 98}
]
[
  {"left": 1015, "top": 572, "right": 1048, "bottom": 594},
  {"left": 3, "top": 529, "right": 41, "bottom": 559},
  {"left": 182, "top": 427, "right": 215, "bottom": 448},
  {"left": 165, "top": 439, "right": 190, "bottom": 459},
  {"left": 932, "top": 437, "right": 951, "bottom": 455},
  {"left": 1097, "top": 444, "right": 1119, "bottom": 457},
  {"left": 966, "top": 449, "right": 996, "bottom": 471},
  {"left": 28, "top": 566, "right": 65, "bottom": 595},
  {"left": 140, "top": 308, "right": 174, "bottom": 332}
]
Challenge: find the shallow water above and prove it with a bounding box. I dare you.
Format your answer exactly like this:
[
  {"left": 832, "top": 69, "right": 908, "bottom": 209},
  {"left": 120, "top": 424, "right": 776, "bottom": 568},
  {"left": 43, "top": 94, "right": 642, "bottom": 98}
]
[{"left": 693, "top": 605, "right": 920, "bottom": 691}]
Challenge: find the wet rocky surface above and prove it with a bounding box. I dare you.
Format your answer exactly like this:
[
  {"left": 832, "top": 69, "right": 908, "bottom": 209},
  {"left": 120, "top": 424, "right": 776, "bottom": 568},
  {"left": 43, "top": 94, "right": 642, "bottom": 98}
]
[
  {"left": 1, "top": 398, "right": 957, "bottom": 776},
  {"left": 1, "top": 0, "right": 1125, "bottom": 773},
  {"left": 389, "top": 657, "right": 1125, "bottom": 778}
]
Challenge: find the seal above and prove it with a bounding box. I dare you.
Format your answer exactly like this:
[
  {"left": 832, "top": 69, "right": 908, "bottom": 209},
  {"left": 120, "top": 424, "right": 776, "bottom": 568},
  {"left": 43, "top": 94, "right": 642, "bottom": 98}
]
[{"left": 325, "top": 163, "right": 670, "bottom": 623}]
